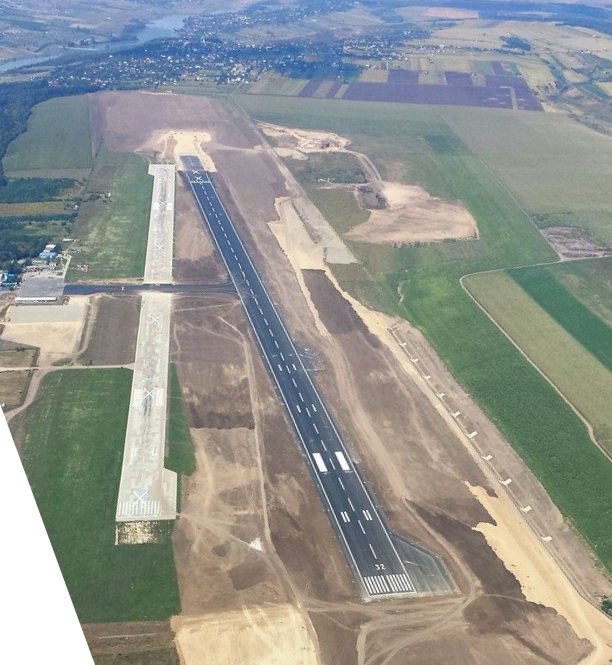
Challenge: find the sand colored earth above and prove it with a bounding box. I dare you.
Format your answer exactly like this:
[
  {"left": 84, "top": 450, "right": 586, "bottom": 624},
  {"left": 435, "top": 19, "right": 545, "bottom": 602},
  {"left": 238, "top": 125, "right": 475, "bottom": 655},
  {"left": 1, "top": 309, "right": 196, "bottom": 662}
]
[
  {"left": 138, "top": 129, "right": 217, "bottom": 172},
  {"left": 268, "top": 197, "right": 330, "bottom": 338},
  {"left": 347, "top": 181, "right": 478, "bottom": 245},
  {"left": 469, "top": 484, "right": 612, "bottom": 665},
  {"left": 423, "top": 7, "right": 478, "bottom": 19},
  {"left": 2, "top": 300, "right": 87, "bottom": 365},
  {"left": 172, "top": 604, "right": 320, "bottom": 665},
  {"left": 259, "top": 123, "right": 350, "bottom": 153},
  {"left": 274, "top": 146, "right": 308, "bottom": 160}
]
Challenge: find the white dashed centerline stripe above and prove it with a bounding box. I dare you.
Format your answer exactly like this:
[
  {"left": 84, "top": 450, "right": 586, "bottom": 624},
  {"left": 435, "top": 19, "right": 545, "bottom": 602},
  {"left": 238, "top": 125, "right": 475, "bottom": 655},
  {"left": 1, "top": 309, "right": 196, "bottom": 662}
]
[
  {"left": 358, "top": 520, "right": 366, "bottom": 534},
  {"left": 369, "top": 544, "right": 378, "bottom": 560}
]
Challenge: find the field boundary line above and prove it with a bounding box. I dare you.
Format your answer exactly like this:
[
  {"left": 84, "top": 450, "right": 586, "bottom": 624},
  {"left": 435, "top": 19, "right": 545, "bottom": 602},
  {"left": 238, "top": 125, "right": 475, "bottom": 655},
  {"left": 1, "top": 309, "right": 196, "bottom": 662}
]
[{"left": 460, "top": 272, "right": 612, "bottom": 463}]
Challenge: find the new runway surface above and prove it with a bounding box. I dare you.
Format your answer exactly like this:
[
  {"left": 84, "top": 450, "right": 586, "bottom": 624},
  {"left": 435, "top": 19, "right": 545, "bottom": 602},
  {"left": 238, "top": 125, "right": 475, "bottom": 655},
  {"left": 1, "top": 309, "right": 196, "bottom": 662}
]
[{"left": 184, "top": 163, "right": 417, "bottom": 599}]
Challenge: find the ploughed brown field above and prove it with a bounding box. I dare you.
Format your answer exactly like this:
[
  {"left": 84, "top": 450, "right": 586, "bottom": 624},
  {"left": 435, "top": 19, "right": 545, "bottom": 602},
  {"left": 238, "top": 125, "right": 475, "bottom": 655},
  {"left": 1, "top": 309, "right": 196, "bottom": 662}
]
[{"left": 295, "top": 65, "right": 542, "bottom": 111}]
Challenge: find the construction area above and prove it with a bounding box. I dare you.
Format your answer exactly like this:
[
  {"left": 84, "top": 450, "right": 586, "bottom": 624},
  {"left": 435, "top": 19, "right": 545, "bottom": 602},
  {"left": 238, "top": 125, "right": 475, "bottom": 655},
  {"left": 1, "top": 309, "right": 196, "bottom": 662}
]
[{"left": 5, "top": 90, "right": 611, "bottom": 665}]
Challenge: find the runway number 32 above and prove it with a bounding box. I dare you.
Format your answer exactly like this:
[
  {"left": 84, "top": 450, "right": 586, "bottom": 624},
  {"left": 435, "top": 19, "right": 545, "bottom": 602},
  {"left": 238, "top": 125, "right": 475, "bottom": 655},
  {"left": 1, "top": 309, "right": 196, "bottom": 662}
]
[{"left": 374, "top": 563, "right": 386, "bottom": 571}]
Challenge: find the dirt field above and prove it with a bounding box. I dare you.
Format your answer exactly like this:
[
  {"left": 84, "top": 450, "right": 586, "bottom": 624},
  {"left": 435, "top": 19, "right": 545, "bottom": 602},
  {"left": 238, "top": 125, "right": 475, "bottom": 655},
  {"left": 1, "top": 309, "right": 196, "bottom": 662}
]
[
  {"left": 422, "top": 7, "right": 478, "bottom": 20},
  {"left": 87, "top": 91, "right": 612, "bottom": 664},
  {"left": 347, "top": 181, "right": 478, "bottom": 245},
  {"left": 1, "top": 299, "right": 87, "bottom": 365},
  {"left": 0, "top": 369, "right": 33, "bottom": 409},
  {"left": 541, "top": 226, "right": 612, "bottom": 260},
  {"left": 79, "top": 294, "right": 140, "bottom": 365},
  {"left": 0, "top": 341, "right": 37, "bottom": 409},
  {"left": 173, "top": 178, "right": 227, "bottom": 284},
  {"left": 83, "top": 620, "right": 179, "bottom": 664},
  {"left": 172, "top": 605, "right": 319, "bottom": 665}
]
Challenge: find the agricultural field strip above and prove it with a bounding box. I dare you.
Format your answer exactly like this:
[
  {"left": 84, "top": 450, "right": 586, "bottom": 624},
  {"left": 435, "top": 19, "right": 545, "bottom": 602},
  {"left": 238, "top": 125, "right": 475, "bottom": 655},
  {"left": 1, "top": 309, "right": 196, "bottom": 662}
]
[
  {"left": 115, "top": 164, "right": 177, "bottom": 523},
  {"left": 464, "top": 270, "right": 612, "bottom": 458},
  {"left": 509, "top": 266, "right": 612, "bottom": 371}
]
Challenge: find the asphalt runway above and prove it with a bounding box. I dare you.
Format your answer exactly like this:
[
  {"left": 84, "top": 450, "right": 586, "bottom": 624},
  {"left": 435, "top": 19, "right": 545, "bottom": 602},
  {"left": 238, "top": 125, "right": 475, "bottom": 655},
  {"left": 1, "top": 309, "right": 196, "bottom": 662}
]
[{"left": 184, "top": 164, "right": 423, "bottom": 599}]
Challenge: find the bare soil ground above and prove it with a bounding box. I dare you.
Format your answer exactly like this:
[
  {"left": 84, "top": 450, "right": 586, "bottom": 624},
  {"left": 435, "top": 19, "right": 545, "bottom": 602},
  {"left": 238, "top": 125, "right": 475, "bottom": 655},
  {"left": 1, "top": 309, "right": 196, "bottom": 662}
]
[
  {"left": 0, "top": 340, "right": 37, "bottom": 368},
  {"left": 259, "top": 123, "right": 350, "bottom": 153},
  {"left": 88, "top": 91, "right": 612, "bottom": 665},
  {"left": 348, "top": 181, "right": 478, "bottom": 245},
  {"left": 172, "top": 605, "right": 319, "bottom": 665},
  {"left": 0, "top": 340, "right": 37, "bottom": 409},
  {"left": 422, "top": 7, "right": 478, "bottom": 19},
  {"left": 541, "top": 226, "right": 612, "bottom": 260},
  {"left": 173, "top": 178, "right": 227, "bottom": 284},
  {"left": 0, "top": 369, "right": 33, "bottom": 409},
  {"left": 83, "top": 621, "right": 179, "bottom": 664},
  {"left": 1, "top": 299, "right": 87, "bottom": 365},
  {"left": 79, "top": 294, "right": 140, "bottom": 365}
]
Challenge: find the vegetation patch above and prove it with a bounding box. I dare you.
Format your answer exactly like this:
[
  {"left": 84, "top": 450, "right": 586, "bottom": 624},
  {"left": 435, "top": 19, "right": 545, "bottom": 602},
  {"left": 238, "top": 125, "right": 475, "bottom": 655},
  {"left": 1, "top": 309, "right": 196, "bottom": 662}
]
[
  {"left": 67, "top": 150, "right": 153, "bottom": 281},
  {"left": 306, "top": 186, "right": 370, "bottom": 234},
  {"left": 18, "top": 369, "right": 180, "bottom": 623},
  {"left": 287, "top": 152, "right": 367, "bottom": 185},
  {"left": 466, "top": 270, "right": 612, "bottom": 452},
  {"left": 0, "top": 177, "right": 77, "bottom": 203},
  {"left": 439, "top": 107, "right": 612, "bottom": 246},
  {"left": 509, "top": 265, "right": 612, "bottom": 370},
  {"left": 550, "top": 257, "right": 612, "bottom": 328},
  {"left": 166, "top": 364, "right": 195, "bottom": 477},
  {"left": 4, "top": 94, "right": 93, "bottom": 175}
]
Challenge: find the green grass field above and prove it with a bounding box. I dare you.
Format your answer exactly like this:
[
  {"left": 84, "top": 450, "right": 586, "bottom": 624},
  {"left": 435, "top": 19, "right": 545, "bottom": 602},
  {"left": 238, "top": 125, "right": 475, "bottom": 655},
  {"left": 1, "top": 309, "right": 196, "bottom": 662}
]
[
  {"left": 166, "top": 364, "right": 195, "bottom": 478},
  {"left": 509, "top": 264, "right": 612, "bottom": 370},
  {"left": 237, "top": 94, "right": 612, "bottom": 571},
  {"left": 439, "top": 107, "right": 612, "bottom": 245},
  {"left": 4, "top": 95, "right": 93, "bottom": 175},
  {"left": 18, "top": 369, "right": 180, "bottom": 623},
  {"left": 466, "top": 270, "right": 612, "bottom": 452},
  {"left": 67, "top": 150, "right": 153, "bottom": 281},
  {"left": 288, "top": 152, "right": 367, "bottom": 185},
  {"left": 548, "top": 257, "right": 612, "bottom": 329},
  {"left": 249, "top": 73, "right": 309, "bottom": 96},
  {"left": 306, "top": 186, "right": 369, "bottom": 234}
]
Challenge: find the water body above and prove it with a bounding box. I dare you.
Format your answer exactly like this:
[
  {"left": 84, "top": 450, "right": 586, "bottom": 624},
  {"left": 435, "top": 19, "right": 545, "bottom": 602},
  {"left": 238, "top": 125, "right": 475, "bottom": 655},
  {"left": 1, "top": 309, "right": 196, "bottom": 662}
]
[
  {"left": 0, "top": 55, "right": 52, "bottom": 73},
  {"left": 136, "top": 14, "right": 188, "bottom": 43},
  {"left": 0, "top": 13, "right": 188, "bottom": 73}
]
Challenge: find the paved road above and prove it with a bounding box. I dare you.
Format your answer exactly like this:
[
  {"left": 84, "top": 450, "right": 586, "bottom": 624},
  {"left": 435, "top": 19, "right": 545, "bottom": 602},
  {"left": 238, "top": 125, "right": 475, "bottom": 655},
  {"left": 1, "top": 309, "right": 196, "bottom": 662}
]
[
  {"left": 185, "top": 167, "right": 415, "bottom": 599},
  {"left": 64, "top": 282, "right": 235, "bottom": 296}
]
